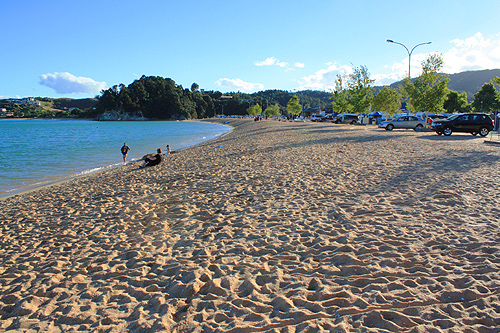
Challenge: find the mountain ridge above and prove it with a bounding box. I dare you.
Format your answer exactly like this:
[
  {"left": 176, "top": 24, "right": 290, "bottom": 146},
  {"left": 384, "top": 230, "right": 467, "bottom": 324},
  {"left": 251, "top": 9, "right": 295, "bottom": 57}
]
[{"left": 381, "top": 68, "right": 500, "bottom": 101}]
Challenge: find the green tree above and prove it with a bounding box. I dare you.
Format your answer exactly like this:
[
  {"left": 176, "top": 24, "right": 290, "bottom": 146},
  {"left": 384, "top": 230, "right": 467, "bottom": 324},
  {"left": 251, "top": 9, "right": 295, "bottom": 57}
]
[
  {"left": 472, "top": 82, "right": 500, "bottom": 112},
  {"left": 492, "top": 76, "right": 500, "bottom": 91},
  {"left": 372, "top": 86, "right": 401, "bottom": 117},
  {"left": 264, "top": 103, "right": 281, "bottom": 117},
  {"left": 444, "top": 90, "right": 470, "bottom": 113},
  {"left": 330, "top": 74, "right": 352, "bottom": 114},
  {"left": 247, "top": 103, "right": 262, "bottom": 116},
  {"left": 402, "top": 54, "right": 450, "bottom": 115},
  {"left": 346, "top": 65, "right": 374, "bottom": 114},
  {"left": 191, "top": 83, "right": 199, "bottom": 92},
  {"left": 287, "top": 95, "right": 302, "bottom": 116},
  {"left": 70, "top": 108, "right": 83, "bottom": 116}
]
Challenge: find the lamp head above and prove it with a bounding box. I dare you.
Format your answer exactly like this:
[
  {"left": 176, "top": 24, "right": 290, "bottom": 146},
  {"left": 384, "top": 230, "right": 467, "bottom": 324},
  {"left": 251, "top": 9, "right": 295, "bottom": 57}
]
[{"left": 386, "top": 39, "right": 394, "bottom": 43}]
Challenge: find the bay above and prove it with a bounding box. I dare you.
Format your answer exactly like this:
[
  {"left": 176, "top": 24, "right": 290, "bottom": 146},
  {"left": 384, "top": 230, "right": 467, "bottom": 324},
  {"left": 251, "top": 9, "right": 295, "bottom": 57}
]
[{"left": 0, "top": 119, "right": 231, "bottom": 197}]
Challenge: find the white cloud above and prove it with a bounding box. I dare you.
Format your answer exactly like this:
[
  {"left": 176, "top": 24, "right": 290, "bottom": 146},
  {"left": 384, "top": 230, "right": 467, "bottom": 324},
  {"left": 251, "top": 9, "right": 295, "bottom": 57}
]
[
  {"left": 255, "top": 57, "right": 280, "bottom": 66},
  {"left": 254, "top": 56, "right": 289, "bottom": 68},
  {"left": 383, "top": 50, "right": 434, "bottom": 84},
  {"left": 380, "top": 32, "right": 500, "bottom": 86},
  {"left": 372, "top": 72, "right": 403, "bottom": 86},
  {"left": 443, "top": 32, "right": 500, "bottom": 73},
  {"left": 255, "top": 57, "right": 305, "bottom": 72},
  {"left": 39, "top": 72, "right": 106, "bottom": 94},
  {"left": 216, "top": 78, "right": 264, "bottom": 92},
  {"left": 298, "top": 62, "right": 353, "bottom": 91}
]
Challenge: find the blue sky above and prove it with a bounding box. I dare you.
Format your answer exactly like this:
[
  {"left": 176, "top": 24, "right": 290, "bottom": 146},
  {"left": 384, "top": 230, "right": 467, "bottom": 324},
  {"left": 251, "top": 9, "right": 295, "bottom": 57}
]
[{"left": 2, "top": 0, "right": 500, "bottom": 99}]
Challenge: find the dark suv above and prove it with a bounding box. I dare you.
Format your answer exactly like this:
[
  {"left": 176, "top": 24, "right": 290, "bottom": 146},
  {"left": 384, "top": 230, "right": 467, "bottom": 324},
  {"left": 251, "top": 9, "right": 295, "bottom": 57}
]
[
  {"left": 333, "top": 114, "right": 359, "bottom": 124},
  {"left": 431, "top": 113, "right": 493, "bottom": 136}
]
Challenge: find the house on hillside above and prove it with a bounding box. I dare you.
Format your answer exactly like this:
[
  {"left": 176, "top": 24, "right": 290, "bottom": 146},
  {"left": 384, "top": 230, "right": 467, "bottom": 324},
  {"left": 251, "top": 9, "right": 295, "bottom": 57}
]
[
  {"left": 6, "top": 97, "right": 40, "bottom": 107},
  {"left": 301, "top": 106, "right": 323, "bottom": 117},
  {"left": 0, "top": 108, "right": 14, "bottom": 117}
]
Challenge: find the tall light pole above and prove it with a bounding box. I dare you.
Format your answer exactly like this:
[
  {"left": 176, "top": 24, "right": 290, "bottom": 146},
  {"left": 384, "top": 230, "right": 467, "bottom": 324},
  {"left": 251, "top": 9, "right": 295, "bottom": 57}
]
[{"left": 386, "top": 39, "right": 432, "bottom": 78}]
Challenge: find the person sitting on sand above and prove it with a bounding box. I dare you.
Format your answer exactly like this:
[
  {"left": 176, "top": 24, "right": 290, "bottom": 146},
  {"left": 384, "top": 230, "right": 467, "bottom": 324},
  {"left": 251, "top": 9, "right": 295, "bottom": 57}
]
[
  {"left": 165, "top": 145, "right": 171, "bottom": 155},
  {"left": 140, "top": 148, "right": 164, "bottom": 168}
]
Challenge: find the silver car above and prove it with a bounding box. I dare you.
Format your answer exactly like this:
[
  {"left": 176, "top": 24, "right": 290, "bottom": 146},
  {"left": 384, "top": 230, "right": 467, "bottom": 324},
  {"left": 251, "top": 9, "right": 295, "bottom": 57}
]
[{"left": 378, "top": 115, "right": 426, "bottom": 131}]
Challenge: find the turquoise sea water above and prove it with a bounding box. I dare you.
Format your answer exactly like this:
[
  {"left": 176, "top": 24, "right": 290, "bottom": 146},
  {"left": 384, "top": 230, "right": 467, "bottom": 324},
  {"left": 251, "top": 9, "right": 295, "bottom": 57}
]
[{"left": 0, "top": 119, "right": 231, "bottom": 197}]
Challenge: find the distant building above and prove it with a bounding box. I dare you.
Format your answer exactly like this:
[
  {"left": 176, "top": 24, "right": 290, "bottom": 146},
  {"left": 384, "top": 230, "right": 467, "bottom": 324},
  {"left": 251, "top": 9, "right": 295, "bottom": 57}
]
[
  {"left": 301, "top": 106, "right": 323, "bottom": 117},
  {"left": 0, "top": 108, "right": 14, "bottom": 117},
  {"left": 6, "top": 97, "right": 40, "bottom": 107}
]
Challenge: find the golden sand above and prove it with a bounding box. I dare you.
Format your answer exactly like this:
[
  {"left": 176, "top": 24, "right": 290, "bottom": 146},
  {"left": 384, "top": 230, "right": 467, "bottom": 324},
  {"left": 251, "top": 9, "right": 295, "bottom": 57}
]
[{"left": 1, "top": 119, "right": 500, "bottom": 332}]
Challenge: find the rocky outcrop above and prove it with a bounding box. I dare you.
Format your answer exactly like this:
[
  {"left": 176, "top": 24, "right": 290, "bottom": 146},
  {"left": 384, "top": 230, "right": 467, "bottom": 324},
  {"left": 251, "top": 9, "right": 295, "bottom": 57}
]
[
  {"left": 169, "top": 114, "right": 188, "bottom": 121},
  {"left": 95, "top": 110, "right": 148, "bottom": 121}
]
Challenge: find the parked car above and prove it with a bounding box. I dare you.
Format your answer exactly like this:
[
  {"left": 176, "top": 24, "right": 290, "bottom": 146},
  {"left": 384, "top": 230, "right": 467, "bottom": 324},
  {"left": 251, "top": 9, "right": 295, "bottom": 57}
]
[
  {"left": 429, "top": 114, "right": 448, "bottom": 120},
  {"left": 333, "top": 114, "right": 359, "bottom": 124},
  {"left": 323, "top": 114, "right": 336, "bottom": 122},
  {"left": 310, "top": 115, "right": 324, "bottom": 122},
  {"left": 378, "top": 115, "right": 426, "bottom": 131},
  {"left": 426, "top": 114, "right": 448, "bottom": 125},
  {"left": 431, "top": 113, "right": 494, "bottom": 136}
]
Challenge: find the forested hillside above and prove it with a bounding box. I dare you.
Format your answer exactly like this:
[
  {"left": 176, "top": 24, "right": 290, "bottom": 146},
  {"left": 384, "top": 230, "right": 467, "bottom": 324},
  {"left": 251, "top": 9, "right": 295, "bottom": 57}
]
[{"left": 90, "top": 69, "right": 500, "bottom": 118}]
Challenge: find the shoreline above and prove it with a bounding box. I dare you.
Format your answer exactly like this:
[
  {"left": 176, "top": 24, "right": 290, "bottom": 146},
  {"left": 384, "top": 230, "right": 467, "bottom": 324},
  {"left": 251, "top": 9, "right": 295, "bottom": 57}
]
[
  {"left": 0, "top": 119, "right": 233, "bottom": 201},
  {"left": 1, "top": 119, "right": 500, "bottom": 332}
]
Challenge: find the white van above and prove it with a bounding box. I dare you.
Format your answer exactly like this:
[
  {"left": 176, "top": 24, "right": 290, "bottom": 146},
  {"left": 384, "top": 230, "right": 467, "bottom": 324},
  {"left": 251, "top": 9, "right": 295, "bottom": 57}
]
[{"left": 310, "top": 115, "right": 324, "bottom": 122}]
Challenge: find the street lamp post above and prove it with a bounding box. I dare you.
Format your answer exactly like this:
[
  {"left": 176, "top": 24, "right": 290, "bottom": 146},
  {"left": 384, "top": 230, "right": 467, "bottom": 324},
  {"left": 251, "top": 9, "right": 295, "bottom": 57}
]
[
  {"left": 386, "top": 39, "right": 432, "bottom": 78},
  {"left": 387, "top": 39, "right": 431, "bottom": 118}
]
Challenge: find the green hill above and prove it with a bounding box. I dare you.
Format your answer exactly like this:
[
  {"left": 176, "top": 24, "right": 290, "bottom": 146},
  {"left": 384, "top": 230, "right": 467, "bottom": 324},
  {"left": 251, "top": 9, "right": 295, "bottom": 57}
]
[
  {"left": 51, "top": 98, "right": 98, "bottom": 110},
  {"left": 384, "top": 68, "right": 500, "bottom": 101}
]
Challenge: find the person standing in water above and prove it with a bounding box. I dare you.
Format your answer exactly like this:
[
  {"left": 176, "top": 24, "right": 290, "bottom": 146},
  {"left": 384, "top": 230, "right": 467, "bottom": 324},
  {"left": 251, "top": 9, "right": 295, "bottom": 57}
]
[{"left": 121, "top": 142, "right": 131, "bottom": 163}]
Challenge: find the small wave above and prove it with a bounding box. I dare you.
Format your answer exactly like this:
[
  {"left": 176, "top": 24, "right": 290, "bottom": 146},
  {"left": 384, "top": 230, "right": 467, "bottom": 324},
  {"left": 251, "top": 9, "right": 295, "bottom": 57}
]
[{"left": 79, "top": 162, "right": 123, "bottom": 175}]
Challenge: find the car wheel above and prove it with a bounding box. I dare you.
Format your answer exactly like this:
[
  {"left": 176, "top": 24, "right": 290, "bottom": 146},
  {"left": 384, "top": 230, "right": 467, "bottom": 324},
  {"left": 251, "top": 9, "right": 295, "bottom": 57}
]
[
  {"left": 443, "top": 127, "right": 452, "bottom": 136},
  {"left": 479, "top": 127, "right": 489, "bottom": 137},
  {"left": 415, "top": 124, "right": 423, "bottom": 131},
  {"left": 386, "top": 124, "right": 394, "bottom": 131},
  {"left": 351, "top": 121, "right": 356, "bottom": 124},
  {"left": 436, "top": 132, "right": 442, "bottom": 136},
  {"left": 471, "top": 132, "right": 478, "bottom": 136}
]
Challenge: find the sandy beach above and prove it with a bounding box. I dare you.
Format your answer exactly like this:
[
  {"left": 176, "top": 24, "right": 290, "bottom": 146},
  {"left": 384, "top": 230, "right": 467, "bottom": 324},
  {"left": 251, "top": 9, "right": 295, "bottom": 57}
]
[{"left": 1, "top": 119, "right": 500, "bottom": 332}]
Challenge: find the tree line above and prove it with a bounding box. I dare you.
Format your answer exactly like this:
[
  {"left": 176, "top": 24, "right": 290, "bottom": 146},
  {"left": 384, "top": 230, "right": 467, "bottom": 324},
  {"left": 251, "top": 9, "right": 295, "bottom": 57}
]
[
  {"left": 93, "top": 56, "right": 500, "bottom": 121},
  {"left": 2, "top": 61, "right": 499, "bottom": 120},
  {"left": 92, "top": 76, "right": 334, "bottom": 120},
  {"left": 329, "top": 54, "right": 500, "bottom": 118}
]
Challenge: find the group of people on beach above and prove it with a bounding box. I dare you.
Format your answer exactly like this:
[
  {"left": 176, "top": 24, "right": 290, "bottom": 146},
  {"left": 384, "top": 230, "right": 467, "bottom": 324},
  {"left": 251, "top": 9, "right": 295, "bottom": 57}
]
[{"left": 121, "top": 143, "right": 171, "bottom": 168}]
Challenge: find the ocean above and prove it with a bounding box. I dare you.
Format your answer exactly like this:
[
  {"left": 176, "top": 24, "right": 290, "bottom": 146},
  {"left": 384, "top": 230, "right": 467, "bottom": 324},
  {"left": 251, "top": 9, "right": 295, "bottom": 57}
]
[{"left": 0, "top": 119, "right": 231, "bottom": 197}]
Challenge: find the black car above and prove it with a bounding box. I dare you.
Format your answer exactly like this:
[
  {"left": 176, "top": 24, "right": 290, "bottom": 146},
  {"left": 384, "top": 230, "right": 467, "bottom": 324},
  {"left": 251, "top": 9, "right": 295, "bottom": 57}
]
[
  {"left": 431, "top": 113, "right": 493, "bottom": 136},
  {"left": 333, "top": 114, "right": 359, "bottom": 124}
]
